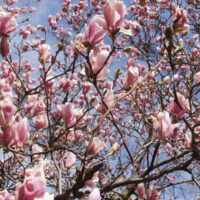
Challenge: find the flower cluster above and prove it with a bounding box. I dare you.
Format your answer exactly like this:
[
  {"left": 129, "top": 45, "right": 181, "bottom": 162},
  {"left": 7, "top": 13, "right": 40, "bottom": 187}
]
[
  {"left": 16, "top": 164, "right": 48, "bottom": 200},
  {"left": 135, "top": 184, "right": 161, "bottom": 200},
  {"left": 0, "top": 97, "right": 29, "bottom": 147},
  {"left": 173, "top": 7, "right": 190, "bottom": 35}
]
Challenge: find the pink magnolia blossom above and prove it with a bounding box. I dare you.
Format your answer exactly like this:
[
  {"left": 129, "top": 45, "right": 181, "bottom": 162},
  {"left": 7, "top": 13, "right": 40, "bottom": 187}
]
[
  {"left": 92, "top": 0, "right": 131, "bottom": 35},
  {"left": 158, "top": 0, "right": 170, "bottom": 8},
  {"left": 98, "top": 89, "right": 114, "bottom": 114},
  {"left": 173, "top": 7, "right": 190, "bottom": 35},
  {"left": 123, "top": 66, "right": 139, "bottom": 89},
  {"left": 146, "top": 187, "right": 161, "bottom": 200},
  {"left": 89, "top": 137, "right": 105, "bottom": 154},
  {"left": 16, "top": 165, "right": 46, "bottom": 200},
  {"left": 32, "top": 144, "right": 43, "bottom": 160},
  {"left": 40, "top": 71, "right": 55, "bottom": 92},
  {"left": 0, "top": 97, "right": 16, "bottom": 127},
  {"left": 25, "top": 96, "right": 46, "bottom": 116},
  {"left": 85, "top": 172, "right": 99, "bottom": 188},
  {"left": 6, "top": 0, "right": 18, "bottom": 5},
  {"left": 0, "top": 79, "right": 12, "bottom": 98},
  {"left": 92, "top": 15, "right": 108, "bottom": 31},
  {"left": 0, "top": 190, "right": 14, "bottom": 200},
  {"left": 89, "top": 49, "right": 109, "bottom": 73},
  {"left": 104, "top": 0, "right": 129, "bottom": 34},
  {"left": 53, "top": 105, "right": 62, "bottom": 119},
  {"left": 38, "top": 44, "right": 52, "bottom": 64},
  {"left": 0, "top": 118, "right": 29, "bottom": 147},
  {"left": 103, "top": 89, "right": 114, "bottom": 108},
  {"left": 59, "top": 78, "right": 71, "bottom": 92},
  {"left": 33, "top": 114, "right": 48, "bottom": 129},
  {"left": 37, "top": 25, "right": 47, "bottom": 32},
  {"left": 0, "top": 11, "right": 17, "bottom": 57},
  {"left": 62, "top": 0, "right": 72, "bottom": 13},
  {"left": 31, "top": 39, "right": 41, "bottom": 48},
  {"left": 65, "top": 152, "right": 76, "bottom": 169},
  {"left": 82, "top": 82, "right": 91, "bottom": 93},
  {"left": 0, "top": 11, "right": 18, "bottom": 35},
  {"left": 99, "top": 174, "right": 107, "bottom": 183},
  {"left": 20, "top": 26, "right": 31, "bottom": 38},
  {"left": 84, "top": 20, "right": 105, "bottom": 47},
  {"left": 170, "top": 93, "right": 189, "bottom": 119},
  {"left": 195, "top": 72, "right": 200, "bottom": 83},
  {"left": 135, "top": 183, "right": 145, "bottom": 198},
  {"left": 67, "top": 130, "right": 75, "bottom": 142},
  {"left": 74, "top": 33, "right": 86, "bottom": 54},
  {"left": 89, "top": 48, "right": 110, "bottom": 80},
  {"left": 128, "top": 20, "right": 141, "bottom": 36},
  {"left": 62, "top": 102, "right": 77, "bottom": 127},
  {"left": 104, "top": 0, "right": 125, "bottom": 29},
  {"left": 152, "top": 111, "right": 177, "bottom": 140},
  {"left": 10, "top": 7, "right": 20, "bottom": 16},
  {"left": 20, "top": 7, "right": 27, "bottom": 14},
  {"left": 29, "top": 7, "right": 36, "bottom": 13},
  {"left": 88, "top": 188, "right": 101, "bottom": 200},
  {"left": 48, "top": 15, "right": 58, "bottom": 30}
]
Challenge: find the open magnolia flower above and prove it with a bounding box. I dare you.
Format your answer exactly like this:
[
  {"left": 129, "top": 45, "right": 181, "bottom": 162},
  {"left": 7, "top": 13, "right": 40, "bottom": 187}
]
[
  {"left": 5, "top": 0, "right": 18, "bottom": 5},
  {"left": 83, "top": 20, "right": 106, "bottom": 47},
  {"left": 88, "top": 188, "right": 101, "bottom": 200},
  {"left": 0, "top": 117, "right": 29, "bottom": 147},
  {"left": 88, "top": 137, "right": 105, "bottom": 154},
  {"left": 16, "top": 164, "right": 46, "bottom": 200},
  {"left": 122, "top": 66, "right": 139, "bottom": 89},
  {"left": 93, "top": 0, "right": 131, "bottom": 35},
  {"left": 173, "top": 7, "right": 190, "bottom": 35},
  {"left": 170, "top": 93, "right": 189, "bottom": 119},
  {"left": 0, "top": 97, "right": 16, "bottom": 127},
  {"left": 61, "top": 102, "right": 77, "bottom": 127},
  {"left": 135, "top": 184, "right": 161, "bottom": 200},
  {"left": 65, "top": 152, "right": 76, "bottom": 169},
  {"left": 0, "top": 10, "right": 17, "bottom": 35},
  {"left": 98, "top": 88, "right": 114, "bottom": 114},
  {"left": 32, "top": 113, "right": 48, "bottom": 130},
  {"left": 152, "top": 111, "right": 178, "bottom": 140}
]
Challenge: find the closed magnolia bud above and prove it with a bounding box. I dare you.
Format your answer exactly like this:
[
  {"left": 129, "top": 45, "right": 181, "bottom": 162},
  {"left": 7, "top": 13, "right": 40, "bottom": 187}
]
[
  {"left": 65, "top": 152, "right": 76, "bottom": 169},
  {"left": 123, "top": 46, "right": 132, "bottom": 53},
  {"left": 116, "top": 69, "right": 122, "bottom": 76},
  {"left": 163, "top": 76, "right": 170, "bottom": 83},
  {"left": 110, "top": 143, "right": 120, "bottom": 154},
  {"left": 0, "top": 36, "right": 10, "bottom": 57}
]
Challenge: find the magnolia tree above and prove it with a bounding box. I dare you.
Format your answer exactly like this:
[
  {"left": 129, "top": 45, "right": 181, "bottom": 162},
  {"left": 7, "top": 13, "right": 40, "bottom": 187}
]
[{"left": 0, "top": 0, "right": 200, "bottom": 199}]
